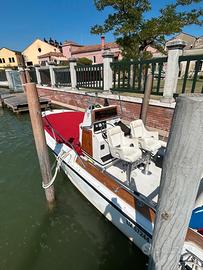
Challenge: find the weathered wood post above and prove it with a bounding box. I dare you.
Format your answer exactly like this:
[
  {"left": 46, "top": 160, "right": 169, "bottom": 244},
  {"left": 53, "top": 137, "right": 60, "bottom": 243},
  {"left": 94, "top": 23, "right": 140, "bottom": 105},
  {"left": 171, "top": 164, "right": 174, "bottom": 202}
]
[
  {"left": 25, "top": 69, "right": 31, "bottom": 83},
  {"left": 19, "top": 69, "right": 30, "bottom": 92},
  {"left": 141, "top": 74, "right": 153, "bottom": 125},
  {"left": 148, "top": 94, "right": 203, "bottom": 270},
  {"left": 25, "top": 82, "right": 55, "bottom": 205}
]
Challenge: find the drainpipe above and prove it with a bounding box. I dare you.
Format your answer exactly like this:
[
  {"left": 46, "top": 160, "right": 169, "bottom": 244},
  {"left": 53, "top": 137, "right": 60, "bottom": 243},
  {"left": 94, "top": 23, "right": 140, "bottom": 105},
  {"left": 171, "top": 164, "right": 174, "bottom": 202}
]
[{"left": 101, "top": 36, "right": 105, "bottom": 51}]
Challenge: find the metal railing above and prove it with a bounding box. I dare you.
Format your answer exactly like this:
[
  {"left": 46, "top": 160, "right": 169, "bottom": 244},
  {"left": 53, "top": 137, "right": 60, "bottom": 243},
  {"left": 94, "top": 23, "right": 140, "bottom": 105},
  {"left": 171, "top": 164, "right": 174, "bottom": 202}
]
[
  {"left": 39, "top": 68, "right": 51, "bottom": 86},
  {"left": 111, "top": 57, "right": 167, "bottom": 95},
  {"left": 54, "top": 67, "right": 71, "bottom": 87},
  {"left": 178, "top": 54, "right": 203, "bottom": 94},
  {"left": 75, "top": 64, "right": 103, "bottom": 89},
  {"left": 26, "top": 53, "right": 203, "bottom": 97}
]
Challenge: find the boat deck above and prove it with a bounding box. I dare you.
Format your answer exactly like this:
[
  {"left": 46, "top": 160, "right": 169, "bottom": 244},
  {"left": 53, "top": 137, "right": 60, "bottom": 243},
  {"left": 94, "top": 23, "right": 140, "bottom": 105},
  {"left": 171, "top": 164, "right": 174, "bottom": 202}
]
[{"left": 106, "top": 159, "right": 162, "bottom": 203}]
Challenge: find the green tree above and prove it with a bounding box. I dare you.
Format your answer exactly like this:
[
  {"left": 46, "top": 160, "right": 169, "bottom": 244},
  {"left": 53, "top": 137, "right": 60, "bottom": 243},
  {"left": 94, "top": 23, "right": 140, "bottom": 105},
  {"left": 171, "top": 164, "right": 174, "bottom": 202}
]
[
  {"left": 77, "top": 57, "right": 93, "bottom": 65},
  {"left": 91, "top": 0, "right": 203, "bottom": 59}
]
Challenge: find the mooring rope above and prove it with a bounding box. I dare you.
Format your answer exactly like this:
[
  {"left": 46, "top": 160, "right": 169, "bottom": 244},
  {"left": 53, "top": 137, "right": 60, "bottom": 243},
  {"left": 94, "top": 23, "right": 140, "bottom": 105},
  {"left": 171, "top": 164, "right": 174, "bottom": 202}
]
[{"left": 42, "top": 149, "right": 71, "bottom": 189}]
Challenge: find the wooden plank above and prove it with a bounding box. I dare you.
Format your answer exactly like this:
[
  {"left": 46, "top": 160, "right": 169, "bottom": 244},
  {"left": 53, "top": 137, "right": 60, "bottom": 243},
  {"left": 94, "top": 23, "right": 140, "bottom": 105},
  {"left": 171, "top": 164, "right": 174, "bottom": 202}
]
[{"left": 81, "top": 128, "right": 93, "bottom": 156}]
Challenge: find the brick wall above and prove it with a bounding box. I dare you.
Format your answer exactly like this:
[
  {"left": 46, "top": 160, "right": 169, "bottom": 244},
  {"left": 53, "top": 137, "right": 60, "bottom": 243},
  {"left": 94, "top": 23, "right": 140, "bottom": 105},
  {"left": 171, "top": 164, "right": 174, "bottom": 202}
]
[{"left": 37, "top": 87, "right": 174, "bottom": 138}]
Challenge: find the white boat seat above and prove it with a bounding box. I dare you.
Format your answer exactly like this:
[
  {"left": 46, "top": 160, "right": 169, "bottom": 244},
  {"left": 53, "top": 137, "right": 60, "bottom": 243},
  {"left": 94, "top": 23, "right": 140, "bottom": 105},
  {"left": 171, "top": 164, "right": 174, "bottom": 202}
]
[
  {"left": 130, "top": 119, "right": 161, "bottom": 153},
  {"left": 107, "top": 126, "right": 142, "bottom": 163}
]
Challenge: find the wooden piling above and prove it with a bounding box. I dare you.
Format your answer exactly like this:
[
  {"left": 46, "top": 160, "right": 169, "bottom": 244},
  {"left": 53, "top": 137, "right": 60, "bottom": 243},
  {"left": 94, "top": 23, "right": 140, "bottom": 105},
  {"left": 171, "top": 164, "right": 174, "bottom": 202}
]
[
  {"left": 25, "top": 69, "right": 31, "bottom": 83},
  {"left": 141, "top": 74, "right": 153, "bottom": 125},
  {"left": 25, "top": 83, "right": 55, "bottom": 205},
  {"left": 148, "top": 94, "right": 203, "bottom": 270},
  {"left": 19, "top": 70, "right": 27, "bottom": 93}
]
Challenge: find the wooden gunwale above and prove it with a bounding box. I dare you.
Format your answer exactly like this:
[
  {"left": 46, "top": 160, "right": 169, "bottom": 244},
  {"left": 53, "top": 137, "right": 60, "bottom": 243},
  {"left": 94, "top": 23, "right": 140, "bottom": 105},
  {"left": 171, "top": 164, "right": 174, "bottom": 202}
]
[
  {"left": 76, "top": 157, "right": 203, "bottom": 251},
  {"left": 76, "top": 157, "right": 156, "bottom": 222}
]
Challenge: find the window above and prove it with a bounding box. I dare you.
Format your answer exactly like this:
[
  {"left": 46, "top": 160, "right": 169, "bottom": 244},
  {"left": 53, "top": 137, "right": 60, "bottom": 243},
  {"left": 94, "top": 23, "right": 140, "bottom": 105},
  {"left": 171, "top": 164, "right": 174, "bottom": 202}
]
[
  {"left": 2, "top": 58, "right": 5, "bottom": 63},
  {"left": 38, "top": 48, "right": 42, "bottom": 53},
  {"left": 26, "top": 61, "right": 33, "bottom": 66},
  {"left": 93, "top": 56, "right": 96, "bottom": 63},
  {"left": 12, "top": 57, "right": 15, "bottom": 63},
  {"left": 9, "top": 57, "right": 12, "bottom": 63},
  {"left": 0, "top": 59, "right": 2, "bottom": 63}
]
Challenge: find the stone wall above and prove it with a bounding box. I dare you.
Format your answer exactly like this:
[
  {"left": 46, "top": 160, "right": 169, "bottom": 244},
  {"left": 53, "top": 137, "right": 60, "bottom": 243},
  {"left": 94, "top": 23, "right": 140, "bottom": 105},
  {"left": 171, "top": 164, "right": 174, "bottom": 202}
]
[{"left": 37, "top": 86, "right": 175, "bottom": 138}]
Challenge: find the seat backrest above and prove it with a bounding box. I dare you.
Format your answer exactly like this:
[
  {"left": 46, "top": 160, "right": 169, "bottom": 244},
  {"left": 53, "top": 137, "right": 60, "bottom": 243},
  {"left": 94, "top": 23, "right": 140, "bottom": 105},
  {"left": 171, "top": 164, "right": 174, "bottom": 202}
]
[
  {"left": 107, "top": 126, "right": 123, "bottom": 148},
  {"left": 130, "top": 119, "right": 144, "bottom": 138}
]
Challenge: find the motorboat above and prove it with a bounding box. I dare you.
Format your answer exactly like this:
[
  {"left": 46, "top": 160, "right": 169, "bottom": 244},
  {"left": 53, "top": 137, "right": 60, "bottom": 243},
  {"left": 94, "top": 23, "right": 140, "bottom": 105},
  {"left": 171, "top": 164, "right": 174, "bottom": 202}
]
[{"left": 42, "top": 103, "right": 203, "bottom": 269}]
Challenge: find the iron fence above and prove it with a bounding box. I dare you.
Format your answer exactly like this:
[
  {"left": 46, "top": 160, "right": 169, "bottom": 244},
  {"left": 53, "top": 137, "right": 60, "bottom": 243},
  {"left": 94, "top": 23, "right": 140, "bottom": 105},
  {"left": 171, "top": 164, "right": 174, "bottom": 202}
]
[
  {"left": 178, "top": 54, "right": 203, "bottom": 94},
  {"left": 54, "top": 67, "right": 71, "bottom": 87},
  {"left": 39, "top": 68, "right": 51, "bottom": 86},
  {"left": 75, "top": 64, "right": 103, "bottom": 89},
  {"left": 111, "top": 57, "right": 167, "bottom": 95}
]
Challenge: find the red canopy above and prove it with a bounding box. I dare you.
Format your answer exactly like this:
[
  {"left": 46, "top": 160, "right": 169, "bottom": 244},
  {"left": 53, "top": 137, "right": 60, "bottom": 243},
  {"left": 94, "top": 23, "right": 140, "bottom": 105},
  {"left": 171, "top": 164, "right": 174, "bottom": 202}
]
[{"left": 43, "top": 111, "right": 84, "bottom": 154}]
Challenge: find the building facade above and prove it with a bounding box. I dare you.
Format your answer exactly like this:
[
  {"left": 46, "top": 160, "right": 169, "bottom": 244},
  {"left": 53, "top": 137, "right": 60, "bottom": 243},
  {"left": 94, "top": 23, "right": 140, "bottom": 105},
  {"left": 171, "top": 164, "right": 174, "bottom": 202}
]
[
  {"left": 62, "top": 36, "right": 122, "bottom": 64},
  {"left": 22, "top": 38, "right": 61, "bottom": 66},
  {"left": 0, "top": 47, "right": 24, "bottom": 68}
]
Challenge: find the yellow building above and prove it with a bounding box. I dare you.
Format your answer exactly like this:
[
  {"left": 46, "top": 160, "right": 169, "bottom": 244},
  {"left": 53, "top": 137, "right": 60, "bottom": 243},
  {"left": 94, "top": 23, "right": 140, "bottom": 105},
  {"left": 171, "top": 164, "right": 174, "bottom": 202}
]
[
  {"left": 23, "top": 38, "right": 60, "bottom": 66},
  {"left": 0, "top": 47, "right": 24, "bottom": 68}
]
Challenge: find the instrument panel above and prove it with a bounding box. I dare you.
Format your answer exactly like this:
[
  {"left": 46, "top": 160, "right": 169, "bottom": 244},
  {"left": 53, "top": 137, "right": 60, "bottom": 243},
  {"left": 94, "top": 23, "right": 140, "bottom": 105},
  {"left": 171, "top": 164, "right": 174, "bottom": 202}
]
[{"left": 94, "top": 121, "right": 107, "bottom": 132}]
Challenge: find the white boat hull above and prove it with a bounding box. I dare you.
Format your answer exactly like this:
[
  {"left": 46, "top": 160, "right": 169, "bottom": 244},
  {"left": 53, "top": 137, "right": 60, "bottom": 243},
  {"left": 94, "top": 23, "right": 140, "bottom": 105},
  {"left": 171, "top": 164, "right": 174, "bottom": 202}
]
[
  {"left": 43, "top": 110, "right": 203, "bottom": 268},
  {"left": 61, "top": 156, "right": 151, "bottom": 253}
]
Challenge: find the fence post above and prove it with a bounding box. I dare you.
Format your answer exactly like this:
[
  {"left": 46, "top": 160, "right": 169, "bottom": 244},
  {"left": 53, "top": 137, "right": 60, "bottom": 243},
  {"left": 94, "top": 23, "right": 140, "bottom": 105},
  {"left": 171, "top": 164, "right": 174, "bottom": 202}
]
[
  {"left": 161, "top": 40, "right": 186, "bottom": 103},
  {"left": 69, "top": 57, "right": 77, "bottom": 89},
  {"left": 35, "top": 65, "right": 41, "bottom": 85},
  {"left": 103, "top": 51, "right": 114, "bottom": 91},
  {"left": 48, "top": 62, "right": 56, "bottom": 88},
  {"left": 141, "top": 74, "right": 153, "bottom": 125},
  {"left": 148, "top": 94, "right": 203, "bottom": 270}
]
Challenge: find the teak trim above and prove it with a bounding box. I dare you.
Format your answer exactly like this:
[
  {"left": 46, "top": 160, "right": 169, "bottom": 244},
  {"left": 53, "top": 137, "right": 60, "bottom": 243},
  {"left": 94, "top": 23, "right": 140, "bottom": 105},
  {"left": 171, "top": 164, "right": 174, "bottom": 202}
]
[
  {"left": 76, "top": 157, "right": 155, "bottom": 222},
  {"left": 76, "top": 157, "right": 203, "bottom": 250}
]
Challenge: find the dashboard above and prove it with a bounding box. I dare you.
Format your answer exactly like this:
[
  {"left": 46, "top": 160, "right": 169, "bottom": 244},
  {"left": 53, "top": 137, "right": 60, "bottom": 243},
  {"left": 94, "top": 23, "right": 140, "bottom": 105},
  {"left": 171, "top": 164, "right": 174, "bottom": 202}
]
[{"left": 92, "top": 106, "right": 118, "bottom": 123}]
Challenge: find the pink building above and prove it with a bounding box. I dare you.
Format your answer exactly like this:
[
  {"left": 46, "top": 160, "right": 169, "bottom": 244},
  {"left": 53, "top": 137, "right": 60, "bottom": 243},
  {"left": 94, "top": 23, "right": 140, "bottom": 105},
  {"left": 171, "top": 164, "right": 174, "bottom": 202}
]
[{"left": 62, "top": 36, "right": 122, "bottom": 64}]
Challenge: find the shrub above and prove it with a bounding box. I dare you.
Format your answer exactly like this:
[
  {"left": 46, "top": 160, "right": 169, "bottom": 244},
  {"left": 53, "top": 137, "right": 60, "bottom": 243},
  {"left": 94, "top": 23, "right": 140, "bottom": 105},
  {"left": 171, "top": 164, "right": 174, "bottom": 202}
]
[{"left": 77, "top": 57, "right": 92, "bottom": 65}]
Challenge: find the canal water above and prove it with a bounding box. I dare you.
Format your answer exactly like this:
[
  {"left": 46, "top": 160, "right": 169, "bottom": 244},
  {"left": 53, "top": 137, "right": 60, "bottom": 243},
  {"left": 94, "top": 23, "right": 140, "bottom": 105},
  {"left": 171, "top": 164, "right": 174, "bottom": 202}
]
[{"left": 0, "top": 108, "right": 147, "bottom": 270}]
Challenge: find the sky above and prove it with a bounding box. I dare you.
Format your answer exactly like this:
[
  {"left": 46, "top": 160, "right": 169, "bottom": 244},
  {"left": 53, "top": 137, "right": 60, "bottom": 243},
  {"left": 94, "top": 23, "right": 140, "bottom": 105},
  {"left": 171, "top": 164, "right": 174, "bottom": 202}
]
[{"left": 0, "top": 0, "right": 202, "bottom": 52}]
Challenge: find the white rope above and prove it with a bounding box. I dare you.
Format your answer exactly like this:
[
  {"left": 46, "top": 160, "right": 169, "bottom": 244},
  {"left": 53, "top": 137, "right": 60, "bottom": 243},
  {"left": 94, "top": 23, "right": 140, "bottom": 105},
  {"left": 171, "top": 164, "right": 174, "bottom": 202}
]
[{"left": 42, "top": 149, "right": 71, "bottom": 189}]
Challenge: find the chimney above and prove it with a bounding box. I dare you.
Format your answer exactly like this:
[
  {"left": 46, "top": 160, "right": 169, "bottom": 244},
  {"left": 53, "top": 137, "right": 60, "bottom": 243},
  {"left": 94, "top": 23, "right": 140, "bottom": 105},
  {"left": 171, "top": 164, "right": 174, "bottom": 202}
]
[{"left": 101, "top": 36, "right": 105, "bottom": 50}]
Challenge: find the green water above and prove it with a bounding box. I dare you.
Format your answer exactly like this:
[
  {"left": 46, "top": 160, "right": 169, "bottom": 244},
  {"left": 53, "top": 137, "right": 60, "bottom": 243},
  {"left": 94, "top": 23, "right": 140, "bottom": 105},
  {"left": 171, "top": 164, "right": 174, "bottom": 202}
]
[{"left": 0, "top": 108, "right": 147, "bottom": 270}]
